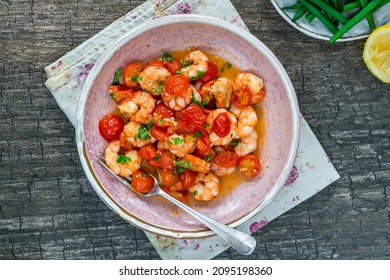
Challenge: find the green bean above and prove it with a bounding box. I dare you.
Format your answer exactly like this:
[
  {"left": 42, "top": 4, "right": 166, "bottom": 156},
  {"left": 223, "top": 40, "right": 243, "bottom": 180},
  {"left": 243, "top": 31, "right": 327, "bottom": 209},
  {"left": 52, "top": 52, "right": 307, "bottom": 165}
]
[
  {"left": 329, "top": 0, "right": 383, "bottom": 42},
  {"left": 299, "top": 0, "right": 339, "bottom": 34},
  {"left": 283, "top": 2, "right": 304, "bottom": 10},
  {"left": 308, "top": 0, "right": 349, "bottom": 24},
  {"left": 292, "top": 7, "right": 309, "bottom": 21},
  {"left": 358, "top": 0, "right": 376, "bottom": 30},
  {"left": 342, "top": 1, "right": 360, "bottom": 11},
  {"left": 305, "top": 12, "right": 316, "bottom": 23}
]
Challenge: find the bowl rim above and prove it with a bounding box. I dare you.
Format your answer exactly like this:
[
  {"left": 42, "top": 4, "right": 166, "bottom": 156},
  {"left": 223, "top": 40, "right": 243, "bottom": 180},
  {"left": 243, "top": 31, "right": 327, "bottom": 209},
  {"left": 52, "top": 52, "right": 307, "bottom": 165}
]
[{"left": 76, "top": 14, "right": 301, "bottom": 239}]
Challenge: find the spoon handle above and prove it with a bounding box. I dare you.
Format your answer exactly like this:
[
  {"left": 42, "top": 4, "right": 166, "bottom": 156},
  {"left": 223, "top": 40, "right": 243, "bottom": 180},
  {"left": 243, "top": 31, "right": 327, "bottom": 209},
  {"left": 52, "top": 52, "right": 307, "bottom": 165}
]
[{"left": 158, "top": 190, "right": 256, "bottom": 255}]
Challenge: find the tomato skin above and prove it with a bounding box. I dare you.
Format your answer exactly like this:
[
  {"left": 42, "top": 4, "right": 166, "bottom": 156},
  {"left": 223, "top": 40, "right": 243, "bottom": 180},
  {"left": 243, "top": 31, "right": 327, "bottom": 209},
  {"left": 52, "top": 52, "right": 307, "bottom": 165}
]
[
  {"left": 159, "top": 169, "right": 180, "bottom": 186},
  {"left": 213, "top": 151, "right": 240, "bottom": 168},
  {"left": 151, "top": 124, "right": 169, "bottom": 141},
  {"left": 197, "top": 134, "right": 210, "bottom": 153},
  {"left": 238, "top": 155, "right": 261, "bottom": 179},
  {"left": 138, "top": 144, "right": 157, "bottom": 160},
  {"left": 164, "top": 57, "right": 181, "bottom": 75},
  {"left": 145, "top": 60, "right": 165, "bottom": 68},
  {"left": 123, "top": 63, "right": 142, "bottom": 88},
  {"left": 199, "top": 61, "right": 218, "bottom": 83},
  {"left": 232, "top": 86, "right": 252, "bottom": 108},
  {"left": 147, "top": 158, "right": 159, "bottom": 168},
  {"left": 162, "top": 186, "right": 189, "bottom": 202},
  {"left": 98, "top": 114, "right": 124, "bottom": 141},
  {"left": 152, "top": 104, "right": 175, "bottom": 127},
  {"left": 131, "top": 170, "right": 154, "bottom": 193},
  {"left": 158, "top": 150, "right": 175, "bottom": 170},
  {"left": 109, "top": 85, "right": 133, "bottom": 103},
  {"left": 164, "top": 74, "right": 190, "bottom": 96},
  {"left": 119, "top": 131, "right": 133, "bottom": 150},
  {"left": 212, "top": 112, "right": 231, "bottom": 138},
  {"left": 180, "top": 104, "right": 207, "bottom": 134},
  {"left": 181, "top": 170, "right": 196, "bottom": 188}
]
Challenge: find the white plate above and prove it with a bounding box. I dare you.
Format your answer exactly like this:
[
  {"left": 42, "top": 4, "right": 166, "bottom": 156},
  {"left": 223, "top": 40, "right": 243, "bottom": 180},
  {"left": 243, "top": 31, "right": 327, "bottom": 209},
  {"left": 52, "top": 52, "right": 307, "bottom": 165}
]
[{"left": 271, "top": 0, "right": 390, "bottom": 41}]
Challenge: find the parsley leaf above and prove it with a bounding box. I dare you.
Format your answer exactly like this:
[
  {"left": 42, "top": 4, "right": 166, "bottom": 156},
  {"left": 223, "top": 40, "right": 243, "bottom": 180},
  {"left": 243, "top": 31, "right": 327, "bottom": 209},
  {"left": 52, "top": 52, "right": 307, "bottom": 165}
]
[
  {"left": 116, "top": 155, "right": 132, "bottom": 165},
  {"left": 138, "top": 76, "right": 143, "bottom": 81},
  {"left": 192, "top": 131, "right": 202, "bottom": 138},
  {"left": 174, "top": 161, "right": 192, "bottom": 170},
  {"left": 152, "top": 84, "right": 164, "bottom": 95},
  {"left": 157, "top": 119, "right": 166, "bottom": 125},
  {"left": 220, "top": 62, "right": 232, "bottom": 72},
  {"left": 109, "top": 93, "right": 115, "bottom": 100},
  {"left": 162, "top": 52, "right": 173, "bottom": 62},
  {"left": 146, "top": 121, "right": 154, "bottom": 130},
  {"left": 141, "top": 173, "right": 149, "bottom": 177},
  {"left": 181, "top": 60, "right": 190, "bottom": 68},
  {"left": 134, "top": 122, "right": 153, "bottom": 141},
  {"left": 172, "top": 137, "right": 184, "bottom": 145},
  {"left": 175, "top": 70, "right": 183, "bottom": 74},
  {"left": 190, "top": 70, "right": 205, "bottom": 81},
  {"left": 230, "top": 139, "right": 239, "bottom": 146},
  {"left": 131, "top": 75, "right": 138, "bottom": 82},
  {"left": 204, "top": 155, "right": 211, "bottom": 162},
  {"left": 191, "top": 97, "right": 208, "bottom": 108},
  {"left": 193, "top": 190, "right": 198, "bottom": 195},
  {"left": 112, "top": 69, "right": 122, "bottom": 85},
  {"left": 155, "top": 154, "right": 161, "bottom": 160},
  {"left": 203, "top": 123, "right": 210, "bottom": 128}
]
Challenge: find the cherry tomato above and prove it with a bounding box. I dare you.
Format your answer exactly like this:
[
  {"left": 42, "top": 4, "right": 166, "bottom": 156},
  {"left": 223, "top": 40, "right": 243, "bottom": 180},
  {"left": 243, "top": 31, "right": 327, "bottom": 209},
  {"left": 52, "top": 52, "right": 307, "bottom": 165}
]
[
  {"left": 238, "top": 155, "right": 261, "bottom": 179},
  {"left": 213, "top": 151, "right": 239, "bottom": 168},
  {"left": 162, "top": 186, "right": 189, "bottom": 202},
  {"left": 131, "top": 170, "right": 154, "bottom": 193},
  {"left": 158, "top": 150, "right": 175, "bottom": 170},
  {"left": 181, "top": 170, "right": 196, "bottom": 188},
  {"left": 212, "top": 112, "right": 231, "bottom": 138},
  {"left": 138, "top": 144, "right": 157, "bottom": 160},
  {"left": 98, "top": 113, "right": 124, "bottom": 141},
  {"left": 199, "top": 61, "right": 218, "bottom": 83},
  {"left": 163, "top": 57, "right": 181, "bottom": 75},
  {"left": 123, "top": 63, "right": 142, "bottom": 88},
  {"left": 159, "top": 169, "right": 180, "bottom": 186},
  {"left": 197, "top": 134, "right": 210, "bottom": 153},
  {"left": 164, "top": 74, "right": 190, "bottom": 96},
  {"left": 180, "top": 104, "right": 207, "bottom": 134},
  {"left": 119, "top": 131, "right": 133, "bottom": 150},
  {"left": 108, "top": 85, "right": 133, "bottom": 103},
  {"left": 151, "top": 124, "right": 169, "bottom": 141},
  {"left": 232, "top": 86, "right": 252, "bottom": 108},
  {"left": 147, "top": 158, "right": 159, "bottom": 168},
  {"left": 152, "top": 104, "right": 175, "bottom": 127},
  {"left": 145, "top": 60, "right": 165, "bottom": 68}
]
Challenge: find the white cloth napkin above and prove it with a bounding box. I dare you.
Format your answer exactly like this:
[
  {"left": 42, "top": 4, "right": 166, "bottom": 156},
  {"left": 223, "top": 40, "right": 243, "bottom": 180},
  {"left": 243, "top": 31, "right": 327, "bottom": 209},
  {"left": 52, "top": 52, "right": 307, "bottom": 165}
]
[{"left": 45, "top": 0, "right": 340, "bottom": 260}]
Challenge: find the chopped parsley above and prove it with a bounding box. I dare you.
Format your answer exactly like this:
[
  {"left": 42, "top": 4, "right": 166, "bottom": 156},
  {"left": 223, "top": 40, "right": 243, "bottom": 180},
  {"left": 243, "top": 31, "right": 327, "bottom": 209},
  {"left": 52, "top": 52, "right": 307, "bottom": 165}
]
[
  {"left": 230, "top": 139, "right": 239, "bottom": 146},
  {"left": 152, "top": 84, "right": 164, "bottom": 95},
  {"left": 109, "top": 93, "right": 115, "bottom": 100},
  {"left": 204, "top": 155, "right": 211, "bottom": 162},
  {"left": 220, "top": 62, "right": 232, "bottom": 72},
  {"left": 175, "top": 70, "right": 183, "bottom": 74},
  {"left": 131, "top": 75, "right": 138, "bottom": 82},
  {"left": 116, "top": 155, "right": 132, "bottom": 165},
  {"left": 181, "top": 59, "right": 190, "bottom": 68},
  {"left": 192, "top": 131, "right": 202, "bottom": 138},
  {"left": 155, "top": 154, "right": 161, "bottom": 160},
  {"left": 162, "top": 52, "right": 173, "bottom": 62},
  {"left": 172, "top": 137, "right": 184, "bottom": 145},
  {"left": 112, "top": 69, "right": 122, "bottom": 85},
  {"left": 138, "top": 76, "right": 143, "bottom": 81},
  {"left": 134, "top": 121, "right": 153, "bottom": 141},
  {"left": 190, "top": 70, "right": 205, "bottom": 81},
  {"left": 192, "top": 190, "right": 198, "bottom": 195},
  {"left": 203, "top": 123, "right": 210, "bottom": 128},
  {"left": 191, "top": 97, "right": 208, "bottom": 108},
  {"left": 157, "top": 119, "right": 166, "bottom": 125},
  {"left": 173, "top": 160, "right": 192, "bottom": 175},
  {"left": 141, "top": 173, "right": 149, "bottom": 177}
]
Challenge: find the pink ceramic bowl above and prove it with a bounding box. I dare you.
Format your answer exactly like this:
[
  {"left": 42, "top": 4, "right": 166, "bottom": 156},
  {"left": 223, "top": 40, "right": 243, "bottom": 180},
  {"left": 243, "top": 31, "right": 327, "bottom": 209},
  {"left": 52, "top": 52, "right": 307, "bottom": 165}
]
[{"left": 76, "top": 15, "right": 300, "bottom": 238}]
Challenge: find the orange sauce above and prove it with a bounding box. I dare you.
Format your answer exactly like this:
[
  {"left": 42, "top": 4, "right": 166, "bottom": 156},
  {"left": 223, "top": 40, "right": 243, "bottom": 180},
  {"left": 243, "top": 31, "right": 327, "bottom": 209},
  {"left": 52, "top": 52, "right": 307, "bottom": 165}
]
[{"left": 170, "top": 49, "right": 266, "bottom": 198}]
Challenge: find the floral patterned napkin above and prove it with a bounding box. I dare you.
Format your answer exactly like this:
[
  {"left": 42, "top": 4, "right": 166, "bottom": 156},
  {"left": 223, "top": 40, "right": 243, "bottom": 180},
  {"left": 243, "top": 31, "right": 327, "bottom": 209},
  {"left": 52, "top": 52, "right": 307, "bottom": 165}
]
[{"left": 44, "top": 0, "right": 340, "bottom": 259}]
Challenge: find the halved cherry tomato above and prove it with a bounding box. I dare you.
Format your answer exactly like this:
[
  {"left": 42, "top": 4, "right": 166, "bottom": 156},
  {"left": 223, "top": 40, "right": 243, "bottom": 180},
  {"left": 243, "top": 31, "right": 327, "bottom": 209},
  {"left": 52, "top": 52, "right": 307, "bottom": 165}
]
[
  {"left": 163, "top": 57, "right": 181, "bottom": 75},
  {"left": 98, "top": 113, "right": 124, "bottom": 141},
  {"left": 123, "top": 63, "right": 142, "bottom": 88},
  {"left": 158, "top": 150, "right": 175, "bottom": 170},
  {"left": 199, "top": 61, "right": 218, "bottom": 83},
  {"left": 164, "top": 74, "right": 190, "bottom": 96},
  {"left": 147, "top": 158, "right": 159, "bottom": 168},
  {"left": 232, "top": 86, "right": 252, "bottom": 108},
  {"left": 180, "top": 104, "right": 207, "bottom": 134},
  {"left": 213, "top": 151, "right": 239, "bottom": 168},
  {"left": 152, "top": 104, "right": 175, "bottom": 127},
  {"left": 151, "top": 124, "right": 169, "bottom": 141},
  {"left": 145, "top": 60, "right": 165, "bottom": 68},
  {"left": 108, "top": 85, "right": 133, "bottom": 103},
  {"left": 162, "top": 186, "right": 189, "bottom": 202},
  {"left": 197, "top": 134, "right": 210, "bottom": 153},
  {"left": 138, "top": 144, "right": 157, "bottom": 160},
  {"left": 159, "top": 169, "right": 180, "bottom": 186},
  {"left": 181, "top": 170, "right": 196, "bottom": 188},
  {"left": 238, "top": 154, "right": 261, "bottom": 179},
  {"left": 119, "top": 131, "right": 133, "bottom": 150},
  {"left": 131, "top": 170, "right": 154, "bottom": 193},
  {"left": 212, "top": 112, "right": 231, "bottom": 138}
]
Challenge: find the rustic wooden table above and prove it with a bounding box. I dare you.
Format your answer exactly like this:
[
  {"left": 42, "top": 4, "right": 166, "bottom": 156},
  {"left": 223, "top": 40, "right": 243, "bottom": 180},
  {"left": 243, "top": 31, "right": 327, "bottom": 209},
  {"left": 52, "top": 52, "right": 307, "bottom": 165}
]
[{"left": 1, "top": 0, "right": 389, "bottom": 260}]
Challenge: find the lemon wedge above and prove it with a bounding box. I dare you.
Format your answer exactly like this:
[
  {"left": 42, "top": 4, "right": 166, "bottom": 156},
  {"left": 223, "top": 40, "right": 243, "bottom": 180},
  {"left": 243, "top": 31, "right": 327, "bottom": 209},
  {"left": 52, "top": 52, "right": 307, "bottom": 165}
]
[{"left": 363, "top": 23, "right": 390, "bottom": 83}]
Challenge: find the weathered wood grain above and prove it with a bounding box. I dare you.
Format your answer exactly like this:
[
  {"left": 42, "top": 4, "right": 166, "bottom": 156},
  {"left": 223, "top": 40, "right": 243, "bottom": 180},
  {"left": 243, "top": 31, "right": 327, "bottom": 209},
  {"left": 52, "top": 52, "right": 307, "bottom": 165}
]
[{"left": 0, "top": 0, "right": 389, "bottom": 260}]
